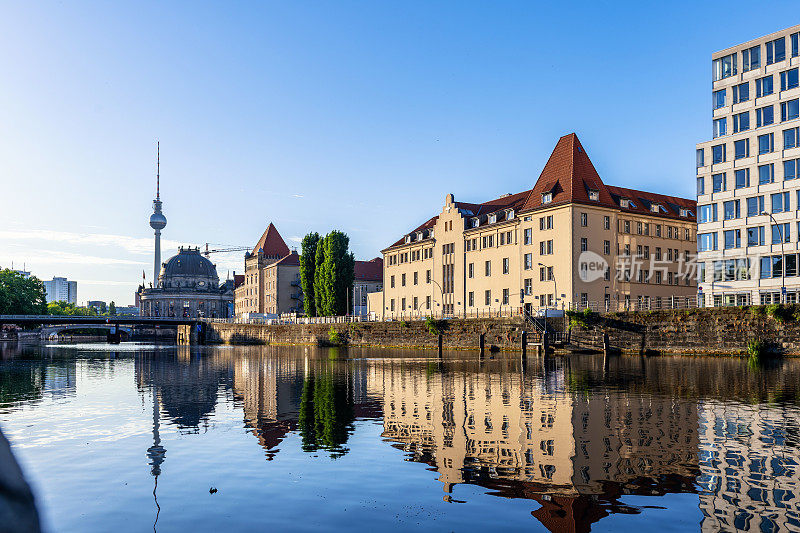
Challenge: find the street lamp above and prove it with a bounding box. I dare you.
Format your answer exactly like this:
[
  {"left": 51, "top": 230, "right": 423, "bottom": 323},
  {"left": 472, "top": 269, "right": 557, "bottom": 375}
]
[
  {"left": 430, "top": 279, "right": 445, "bottom": 317},
  {"left": 762, "top": 211, "right": 785, "bottom": 303}
]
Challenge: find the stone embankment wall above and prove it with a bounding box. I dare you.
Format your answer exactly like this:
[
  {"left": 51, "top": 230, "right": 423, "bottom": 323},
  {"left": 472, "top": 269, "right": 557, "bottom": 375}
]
[
  {"left": 568, "top": 306, "right": 800, "bottom": 355},
  {"left": 205, "top": 317, "right": 560, "bottom": 351},
  {"left": 207, "top": 306, "right": 800, "bottom": 355}
]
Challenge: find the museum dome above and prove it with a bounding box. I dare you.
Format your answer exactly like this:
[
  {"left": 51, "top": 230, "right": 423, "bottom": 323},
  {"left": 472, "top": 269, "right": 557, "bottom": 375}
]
[{"left": 158, "top": 247, "right": 219, "bottom": 288}]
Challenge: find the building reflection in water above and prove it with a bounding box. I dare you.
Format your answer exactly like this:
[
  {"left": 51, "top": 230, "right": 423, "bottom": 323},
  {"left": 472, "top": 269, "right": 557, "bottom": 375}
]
[{"left": 114, "top": 347, "right": 800, "bottom": 531}]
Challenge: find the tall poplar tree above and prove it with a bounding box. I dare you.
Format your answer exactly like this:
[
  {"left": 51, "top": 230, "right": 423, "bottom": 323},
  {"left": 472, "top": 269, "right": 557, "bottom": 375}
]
[
  {"left": 313, "top": 235, "right": 327, "bottom": 316},
  {"left": 300, "top": 232, "right": 321, "bottom": 316}
]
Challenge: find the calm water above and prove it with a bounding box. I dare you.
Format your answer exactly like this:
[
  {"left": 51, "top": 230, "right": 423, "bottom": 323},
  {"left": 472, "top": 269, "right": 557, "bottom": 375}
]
[{"left": 1, "top": 343, "right": 799, "bottom": 532}]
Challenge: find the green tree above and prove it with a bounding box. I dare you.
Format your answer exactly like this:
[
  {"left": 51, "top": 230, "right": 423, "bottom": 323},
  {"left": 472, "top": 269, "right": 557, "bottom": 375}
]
[
  {"left": 47, "top": 301, "right": 98, "bottom": 316},
  {"left": 0, "top": 270, "right": 47, "bottom": 315},
  {"left": 300, "top": 232, "right": 321, "bottom": 317},
  {"left": 313, "top": 236, "right": 327, "bottom": 316},
  {"left": 109, "top": 301, "right": 116, "bottom": 316},
  {"left": 319, "top": 231, "right": 355, "bottom": 316}
]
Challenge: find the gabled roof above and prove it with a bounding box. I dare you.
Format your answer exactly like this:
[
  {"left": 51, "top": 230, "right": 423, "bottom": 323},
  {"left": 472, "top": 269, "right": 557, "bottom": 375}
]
[
  {"left": 251, "top": 223, "right": 290, "bottom": 257},
  {"left": 355, "top": 257, "right": 383, "bottom": 281},
  {"left": 387, "top": 215, "right": 438, "bottom": 249},
  {"left": 605, "top": 185, "right": 696, "bottom": 221},
  {"left": 521, "top": 133, "right": 615, "bottom": 212}
]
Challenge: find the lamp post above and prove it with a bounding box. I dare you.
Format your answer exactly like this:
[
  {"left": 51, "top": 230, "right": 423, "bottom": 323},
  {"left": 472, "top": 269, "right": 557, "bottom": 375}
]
[
  {"left": 430, "top": 279, "right": 445, "bottom": 317},
  {"left": 762, "top": 211, "right": 785, "bottom": 303}
]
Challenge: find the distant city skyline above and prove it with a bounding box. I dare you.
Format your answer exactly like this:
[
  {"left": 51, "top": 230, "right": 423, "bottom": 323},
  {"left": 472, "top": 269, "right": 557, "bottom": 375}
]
[{"left": 1, "top": 1, "right": 798, "bottom": 304}]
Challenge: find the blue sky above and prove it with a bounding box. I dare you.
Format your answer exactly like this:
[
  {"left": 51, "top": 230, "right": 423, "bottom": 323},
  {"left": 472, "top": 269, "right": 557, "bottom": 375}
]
[{"left": 1, "top": 1, "right": 798, "bottom": 304}]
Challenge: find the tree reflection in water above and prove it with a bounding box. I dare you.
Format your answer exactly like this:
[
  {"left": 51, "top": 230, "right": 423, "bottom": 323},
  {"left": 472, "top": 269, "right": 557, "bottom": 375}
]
[{"left": 299, "top": 365, "right": 355, "bottom": 458}]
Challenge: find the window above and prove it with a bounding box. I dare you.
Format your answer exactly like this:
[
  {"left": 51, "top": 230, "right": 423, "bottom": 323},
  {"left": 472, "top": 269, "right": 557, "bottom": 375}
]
[
  {"left": 413, "top": 271, "right": 418, "bottom": 285},
  {"left": 756, "top": 75, "right": 774, "bottom": 97},
  {"left": 734, "top": 138, "right": 749, "bottom": 159},
  {"left": 484, "top": 290, "right": 491, "bottom": 306},
  {"left": 724, "top": 229, "right": 741, "bottom": 249},
  {"left": 713, "top": 53, "right": 736, "bottom": 81},
  {"left": 502, "top": 257, "right": 509, "bottom": 274},
  {"left": 759, "top": 164, "right": 774, "bottom": 185},
  {"left": 696, "top": 148, "right": 705, "bottom": 168},
  {"left": 637, "top": 221, "right": 643, "bottom": 234},
  {"left": 390, "top": 275, "right": 395, "bottom": 288},
  {"left": 723, "top": 200, "right": 740, "bottom": 220},
  {"left": 426, "top": 296, "right": 431, "bottom": 309},
  {"left": 712, "top": 89, "right": 726, "bottom": 109},
  {"left": 785, "top": 159, "right": 799, "bottom": 181},
  {"left": 794, "top": 32, "right": 800, "bottom": 58},
  {"left": 485, "top": 260, "right": 491, "bottom": 276},
  {"left": 781, "top": 68, "right": 799, "bottom": 91},
  {"left": 698, "top": 204, "right": 717, "bottom": 223},
  {"left": 712, "top": 173, "right": 726, "bottom": 192},
  {"left": 401, "top": 297, "right": 406, "bottom": 311},
  {"left": 524, "top": 228, "right": 532, "bottom": 245},
  {"left": 766, "top": 37, "right": 786, "bottom": 65},
  {"left": 588, "top": 189, "right": 599, "bottom": 201},
  {"left": 742, "top": 45, "right": 760, "bottom": 71},
  {"left": 784, "top": 127, "right": 800, "bottom": 149},
  {"left": 782, "top": 99, "right": 799, "bottom": 122},
  {"left": 539, "top": 266, "right": 546, "bottom": 281},
  {"left": 539, "top": 215, "right": 553, "bottom": 230},
  {"left": 541, "top": 192, "right": 552, "bottom": 204},
  {"left": 735, "top": 168, "right": 750, "bottom": 189},
  {"left": 524, "top": 253, "right": 532, "bottom": 270},
  {"left": 401, "top": 273, "right": 406, "bottom": 286},
  {"left": 712, "top": 144, "right": 726, "bottom": 164},
  {"left": 733, "top": 112, "right": 749, "bottom": 134},
  {"left": 580, "top": 212, "right": 587, "bottom": 226},
  {"left": 603, "top": 216, "right": 610, "bottom": 230},
  {"left": 502, "top": 288, "right": 509, "bottom": 305},
  {"left": 468, "top": 292, "right": 474, "bottom": 307},
  {"left": 758, "top": 133, "right": 774, "bottom": 154},
  {"left": 747, "top": 226, "right": 765, "bottom": 246},
  {"left": 712, "top": 118, "right": 726, "bottom": 138},
  {"left": 747, "top": 196, "right": 765, "bottom": 217},
  {"left": 757, "top": 105, "right": 774, "bottom": 127},
  {"left": 580, "top": 237, "right": 587, "bottom": 252},
  {"left": 524, "top": 278, "right": 532, "bottom": 295},
  {"left": 603, "top": 240, "right": 610, "bottom": 255},
  {"left": 468, "top": 263, "right": 474, "bottom": 278},
  {"left": 697, "top": 177, "right": 705, "bottom": 195},
  {"left": 539, "top": 240, "right": 553, "bottom": 255},
  {"left": 426, "top": 270, "right": 431, "bottom": 283},
  {"left": 772, "top": 223, "right": 791, "bottom": 244},
  {"left": 698, "top": 232, "right": 718, "bottom": 251},
  {"left": 772, "top": 192, "right": 790, "bottom": 213},
  {"left": 733, "top": 82, "right": 749, "bottom": 104}
]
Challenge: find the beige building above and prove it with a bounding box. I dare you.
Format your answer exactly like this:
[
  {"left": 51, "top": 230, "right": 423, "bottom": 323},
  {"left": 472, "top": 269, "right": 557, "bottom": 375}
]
[
  {"left": 697, "top": 25, "right": 800, "bottom": 306},
  {"left": 234, "top": 223, "right": 303, "bottom": 317},
  {"left": 353, "top": 257, "right": 383, "bottom": 317},
  {"left": 379, "top": 134, "right": 698, "bottom": 318}
]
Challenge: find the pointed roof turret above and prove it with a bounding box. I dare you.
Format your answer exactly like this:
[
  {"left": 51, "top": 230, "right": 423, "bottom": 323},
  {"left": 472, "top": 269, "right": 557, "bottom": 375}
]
[{"left": 251, "top": 223, "right": 290, "bottom": 257}]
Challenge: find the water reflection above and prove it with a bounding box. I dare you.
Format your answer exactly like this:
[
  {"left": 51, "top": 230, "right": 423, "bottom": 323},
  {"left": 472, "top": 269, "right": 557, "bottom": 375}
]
[{"left": 2, "top": 344, "right": 800, "bottom": 532}]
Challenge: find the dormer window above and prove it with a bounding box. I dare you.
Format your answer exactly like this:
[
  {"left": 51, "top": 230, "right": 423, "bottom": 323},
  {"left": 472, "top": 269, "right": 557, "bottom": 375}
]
[
  {"left": 620, "top": 198, "right": 629, "bottom": 208},
  {"left": 507, "top": 209, "right": 514, "bottom": 219},
  {"left": 471, "top": 218, "right": 480, "bottom": 228},
  {"left": 542, "top": 192, "right": 553, "bottom": 204},
  {"left": 588, "top": 189, "right": 599, "bottom": 201},
  {"left": 680, "top": 208, "right": 692, "bottom": 217},
  {"left": 416, "top": 231, "right": 423, "bottom": 240},
  {"left": 650, "top": 204, "right": 660, "bottom": 213},
  {"left": 488, "top": 214, "right": 497, "bottom": 224},
  {"left": 405, "top": 235, "right": 411, "bottom": 244},
  {"left": 429, "top": 229, "right": 434, "bottom": 238}
]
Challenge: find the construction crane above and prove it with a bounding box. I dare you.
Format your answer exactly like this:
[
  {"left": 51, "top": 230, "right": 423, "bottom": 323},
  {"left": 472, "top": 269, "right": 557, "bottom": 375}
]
[{"left": 203, "top": 243, "right": 251, "bottom": 258}]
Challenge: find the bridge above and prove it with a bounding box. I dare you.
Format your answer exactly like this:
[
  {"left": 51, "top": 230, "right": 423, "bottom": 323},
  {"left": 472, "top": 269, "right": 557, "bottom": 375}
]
[{"left": 0, "top": 315, "right": 203, "bottom": 344}]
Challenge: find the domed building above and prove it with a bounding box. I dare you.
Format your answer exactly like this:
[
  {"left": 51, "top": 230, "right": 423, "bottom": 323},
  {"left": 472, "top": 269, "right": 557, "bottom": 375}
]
[{"left": 138, "top": 247, "right": 235, "bottom": 318}]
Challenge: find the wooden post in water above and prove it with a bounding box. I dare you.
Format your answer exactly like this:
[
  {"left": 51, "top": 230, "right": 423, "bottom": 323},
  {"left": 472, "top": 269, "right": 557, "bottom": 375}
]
[
  {"left": 438, "top": 334, "right": 443, "bottom": 358},
  {"left": 521, "top": 330, "right": 527, "bottom": 360},
  {"left": 602, "top": 331, "right": 610, "bottom": 355},
  {"left": 479, "top": 333, "right": 485, "bottom": 358}
]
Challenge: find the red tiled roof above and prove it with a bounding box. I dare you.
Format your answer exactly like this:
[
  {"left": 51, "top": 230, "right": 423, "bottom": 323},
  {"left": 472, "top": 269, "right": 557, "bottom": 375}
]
[
  {"left": 273, "top": 251, "right": 300, "bottom": 266},
  {"left": 251, "top": 223, "right": 290, "bottom": 257},
  {"left": 355, "top": 257, "right": 383, "bottom": 281},
  {"left": 385, "top": 133, "right": 696, "bottom": 250}
]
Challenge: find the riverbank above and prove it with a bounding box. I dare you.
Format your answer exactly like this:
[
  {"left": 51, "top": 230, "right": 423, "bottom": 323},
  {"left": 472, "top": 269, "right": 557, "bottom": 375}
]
[{"left": 204, "top": 306, "right": 800, "bottom": 355}]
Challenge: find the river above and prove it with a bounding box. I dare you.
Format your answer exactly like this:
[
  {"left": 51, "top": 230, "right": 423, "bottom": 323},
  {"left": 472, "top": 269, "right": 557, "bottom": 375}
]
[{"left": 0, "top": 342, "right": 798, "bottom": 532}]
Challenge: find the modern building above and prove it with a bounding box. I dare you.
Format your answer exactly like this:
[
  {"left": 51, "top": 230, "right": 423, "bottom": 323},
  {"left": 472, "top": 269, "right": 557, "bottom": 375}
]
[
  {"left": 379, "top": 133, "right": 697, "bottom": 319},
  {"left": 87, "top": 300, "right": 106, "bottom": 313},
  {"left": 234, "top": 223, "right": 303, "bottom": 317},
  {"left": 43, "top": 277, "right": 78, "bottom": 304},
  {"left": 697, "top": 25, "right": 800, "bottom": 306},
  {"left": 353, "top": 258, "right": 383, "bottom": 317},
  {"left": 137, "top": 247, "right": 235, "bottom": 318}
]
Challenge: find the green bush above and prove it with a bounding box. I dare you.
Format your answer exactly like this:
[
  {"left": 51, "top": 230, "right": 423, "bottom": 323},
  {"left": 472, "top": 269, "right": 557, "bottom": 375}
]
[
  {"left": 765, "top": 304, "right": 795, "bottom": 322},
  {"left": 425, "top": 316, "right": 447, "bottom": 335},
  {"left": 747, "top": 338, "right": 766, "bottom": 358},
  {"left": 328, "top": 326, "right": 344, "bottom": 346},
  {"left": 567, "top": 308, "right": 597, "bottom": 329},
  {"left": 750, "top": 305, "right": 766, "bottom": 316}
]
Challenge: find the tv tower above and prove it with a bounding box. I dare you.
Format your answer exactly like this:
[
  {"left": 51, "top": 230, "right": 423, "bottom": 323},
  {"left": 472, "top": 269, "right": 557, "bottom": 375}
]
[{"left": 149, "top": 142, "right": 167, "bottom": 283}]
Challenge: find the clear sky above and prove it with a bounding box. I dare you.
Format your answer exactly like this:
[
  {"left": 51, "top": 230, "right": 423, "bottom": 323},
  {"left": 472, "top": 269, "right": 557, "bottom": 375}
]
[{"left": 1, "top": 1, "right": 798, "bottom": 305}]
